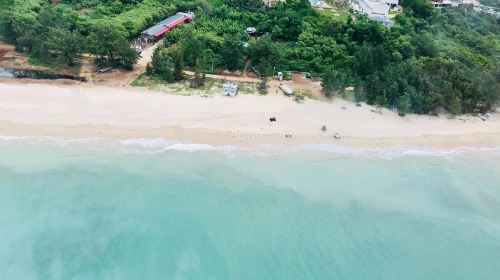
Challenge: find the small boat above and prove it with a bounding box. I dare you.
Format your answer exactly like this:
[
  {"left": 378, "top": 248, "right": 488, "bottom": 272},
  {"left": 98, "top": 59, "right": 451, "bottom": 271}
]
[{"left": 279, "top": 84, "right": 294, "bottom": 96}]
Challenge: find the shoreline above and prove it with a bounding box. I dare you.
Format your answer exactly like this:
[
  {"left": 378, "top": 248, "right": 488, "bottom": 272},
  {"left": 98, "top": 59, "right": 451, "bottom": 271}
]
[
  {"left": 1, "top": 121, "right": 499, "bottom": 150},
  {"left": 0, "top": 79, "right": 499, "bottom": 150}
]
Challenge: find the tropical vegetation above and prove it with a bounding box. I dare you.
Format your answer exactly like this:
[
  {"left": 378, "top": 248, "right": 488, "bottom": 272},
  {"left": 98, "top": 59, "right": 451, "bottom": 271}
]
[{"left": 1, "top": 0, "right": 499, "bottom": 114}]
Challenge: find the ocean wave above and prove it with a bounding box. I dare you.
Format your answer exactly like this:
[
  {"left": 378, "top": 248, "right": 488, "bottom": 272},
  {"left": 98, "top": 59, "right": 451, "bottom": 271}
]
[
  {"left": 1, "top": 135, "right": 499, "bottom": 157},
  {"left": 119, "top": 138, "right": 175, "bottom": 149},
  {"left": 118, "top": 138, "right": 241, "bottom": 153},
  {"left": 292, "top": 144, "right": 500, "bottom": 158},
  {"left": 0, "top": 135, "right": 242, "bottom": 154}
]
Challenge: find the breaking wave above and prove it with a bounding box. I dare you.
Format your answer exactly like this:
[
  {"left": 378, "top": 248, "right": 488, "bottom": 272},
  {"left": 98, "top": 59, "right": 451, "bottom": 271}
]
[{"left": 0, "top": 135, "right": 499, "bottom": 157}]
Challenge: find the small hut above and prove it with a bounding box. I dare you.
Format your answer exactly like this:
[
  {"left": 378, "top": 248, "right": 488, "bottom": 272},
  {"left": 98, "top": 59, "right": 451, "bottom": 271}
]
[{"left": 222, "top": 83, "right": 238, "bottom": 96}]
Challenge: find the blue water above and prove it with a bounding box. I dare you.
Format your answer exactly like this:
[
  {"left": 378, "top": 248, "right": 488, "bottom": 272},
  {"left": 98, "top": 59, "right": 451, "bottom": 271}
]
[{"left": 1, "top": 138, "right": 500, "bottom": 280}]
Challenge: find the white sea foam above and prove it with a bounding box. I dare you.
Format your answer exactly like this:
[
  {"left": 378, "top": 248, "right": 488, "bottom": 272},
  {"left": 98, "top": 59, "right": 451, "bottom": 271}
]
[
  {"left": 118, "top": 138, "right": 241, "bottom": 153},
  {"left": 1, "top": 135, "right": 499, "bottom": 157},
  {"left": 119, "top": 138, "right": 175, "bottom": 149},
  {"left": 293, "top": 143, "right": 500, "bottom": 158}
]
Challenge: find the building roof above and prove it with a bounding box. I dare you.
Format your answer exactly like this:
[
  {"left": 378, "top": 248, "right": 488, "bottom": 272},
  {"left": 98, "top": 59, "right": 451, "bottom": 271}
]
[
  {"left": 142, "top": 12, "right": 193, "bottom": 37},
  {"left": 358, "top": 0, "right": 390, "bottom": 18},
  {"left": 379, "top": 0, "right": 398, "bottom": 5}
]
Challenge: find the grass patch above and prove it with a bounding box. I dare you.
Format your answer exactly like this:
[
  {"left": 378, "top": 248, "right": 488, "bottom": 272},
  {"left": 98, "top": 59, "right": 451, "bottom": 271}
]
[
  {"left": 131, "top": 73, "right": 220, "bottom": 97},
  {"left": 237, "top": 85, "right": 255, "bottom": 94},
  {"left": 341, "top": 88, "right": 356, "bottom": 102},
  {"left": 26, "top": 53, "right": 82, "bottom": 75},
  {"left": 132, "top": 73, "right": 264, "bottom": 97},
  {"left": 293, "top": 91, "right": 312, "bottom": 102},
  {"left": 320, "top": 2, "right": 352, "bottom": 22}
]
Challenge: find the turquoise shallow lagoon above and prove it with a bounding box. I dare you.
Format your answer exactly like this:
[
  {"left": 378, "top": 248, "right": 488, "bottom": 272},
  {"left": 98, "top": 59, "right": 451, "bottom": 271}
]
[{"left": 1, "top": 138, "right": 500, "bottom": 280}]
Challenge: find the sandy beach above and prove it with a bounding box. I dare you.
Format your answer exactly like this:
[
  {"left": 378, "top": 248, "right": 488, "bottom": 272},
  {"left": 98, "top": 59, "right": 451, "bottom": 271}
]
[{"left": 0, "top": 79, "right": 499, "bottom": 149}]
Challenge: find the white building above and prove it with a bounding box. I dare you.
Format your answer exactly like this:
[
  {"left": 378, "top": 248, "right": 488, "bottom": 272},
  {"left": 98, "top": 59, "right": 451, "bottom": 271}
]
[
  {"left": 380, "top": 0, "right": 399, "bottom": 9},
  {"left": 263, "top": 0, "right": 280, "bottom": 7},
  {"left": 309, "top": 0, "right": 332, "bottom": 9},
  {"left": 358, "top": 0, "right": 390, "bottom": 20},
  {"left": 350, "top": 0, "right": 401, "bottom": 25},
  {"left": 431, "top": 0, "right": 459, "bottom": 8}
]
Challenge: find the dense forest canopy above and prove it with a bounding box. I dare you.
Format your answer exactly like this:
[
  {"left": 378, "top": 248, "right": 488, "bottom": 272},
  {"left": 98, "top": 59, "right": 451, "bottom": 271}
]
[
  {"left": 154, "top": 0, "right": 499, "bottom": 114},
  {"left": 0, "top": 0, "right": 181, "bottom": 68},
  {"left": 0, "top": 0, "right": 499, "bottom": 114}
]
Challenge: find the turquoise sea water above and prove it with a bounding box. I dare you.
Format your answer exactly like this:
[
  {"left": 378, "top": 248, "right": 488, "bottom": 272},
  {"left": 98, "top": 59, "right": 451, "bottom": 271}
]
[{"left": 1, "top": 138, "right": 500, "bottom": 280}]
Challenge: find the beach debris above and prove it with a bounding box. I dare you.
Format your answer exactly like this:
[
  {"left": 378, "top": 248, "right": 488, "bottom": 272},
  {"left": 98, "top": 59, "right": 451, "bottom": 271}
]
[
  {"left": 285, "top": 134, "right": 292, "bottom": 138},
  {"left": 259, "top": 80, "right": 268, "bottom": 90},
  {"left": 478, "top": 112, "right": 491, "bottom": 121},
  {"left": 269, "top": 117, "right": 276, "bottom": 122},
  {"left": 321, "top": 125, "right": 327, "bottom": 132},
  {"left": 356, "top": 103, "right": 362, "bottom": 107},
  {"left": 334, "top": 133, "right": 341, "bottom": 139},
  {"left": 97, "top": 66, "right": 113, "bottom": 73},
  {"left": 341, "top": 106, "right": 347, "bottom": 110}
]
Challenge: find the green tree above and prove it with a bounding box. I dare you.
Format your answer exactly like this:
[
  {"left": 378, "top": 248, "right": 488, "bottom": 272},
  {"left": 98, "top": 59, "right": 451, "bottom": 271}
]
[
  {"left": 322, "top": 66, "right": 346, "bottom": 96},
  {"left": 0, "top": 10, "right": 18, "bottom": 44},
  {"left": 401, "top": 0, "right": 435, "bottom": 18},
  {"left": 249, "top": 34, "right": 279, "bottom": 77},
  {"left": 181, "top": 35, "right": 204, "bottom": 67},
  {"left": 173, "top": 47, "right": 184, "bottom": 82},
  {"left": 191, "top": 55, "right": 206, "bottom": 88},
  {"left": 148, "top": 47, "right": 175, "bottom": 81},
  {"left": 47, "top": 28, "right": 83, "bottom": 65},
  {"left": 354, "top": 80, "right": 366, "bottom": 102},
  {"left": 87, "top": 23, "right": 138, "bottom": 69},
  {"left": 221, "top": 35, "right": 244, "bottom": 71},
  {"left": 396, "top": 90, "right": 412, "bottom": 116}
]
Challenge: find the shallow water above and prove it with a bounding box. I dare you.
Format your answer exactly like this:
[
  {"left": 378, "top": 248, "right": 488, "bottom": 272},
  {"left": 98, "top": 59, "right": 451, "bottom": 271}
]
[{"left": 1, "top": 138, "right": 499, "bottom": 279}]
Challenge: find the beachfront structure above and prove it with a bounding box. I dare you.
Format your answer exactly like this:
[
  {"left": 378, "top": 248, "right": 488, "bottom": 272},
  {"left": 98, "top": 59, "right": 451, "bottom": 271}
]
[
  {"left": 349, "top": 0, "right": 401, "bottom": 25},
  {"left": 222, "top": 83, "right": 238, "bottom": 96},
  {"left": 141, "top": 12, "right": 194, "bottom": 42}
]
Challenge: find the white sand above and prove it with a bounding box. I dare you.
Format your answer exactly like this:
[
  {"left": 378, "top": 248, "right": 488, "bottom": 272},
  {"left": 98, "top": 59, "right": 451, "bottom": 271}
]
[{"left": 0, "top": 80, "right": 499, "bottom": 148}]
